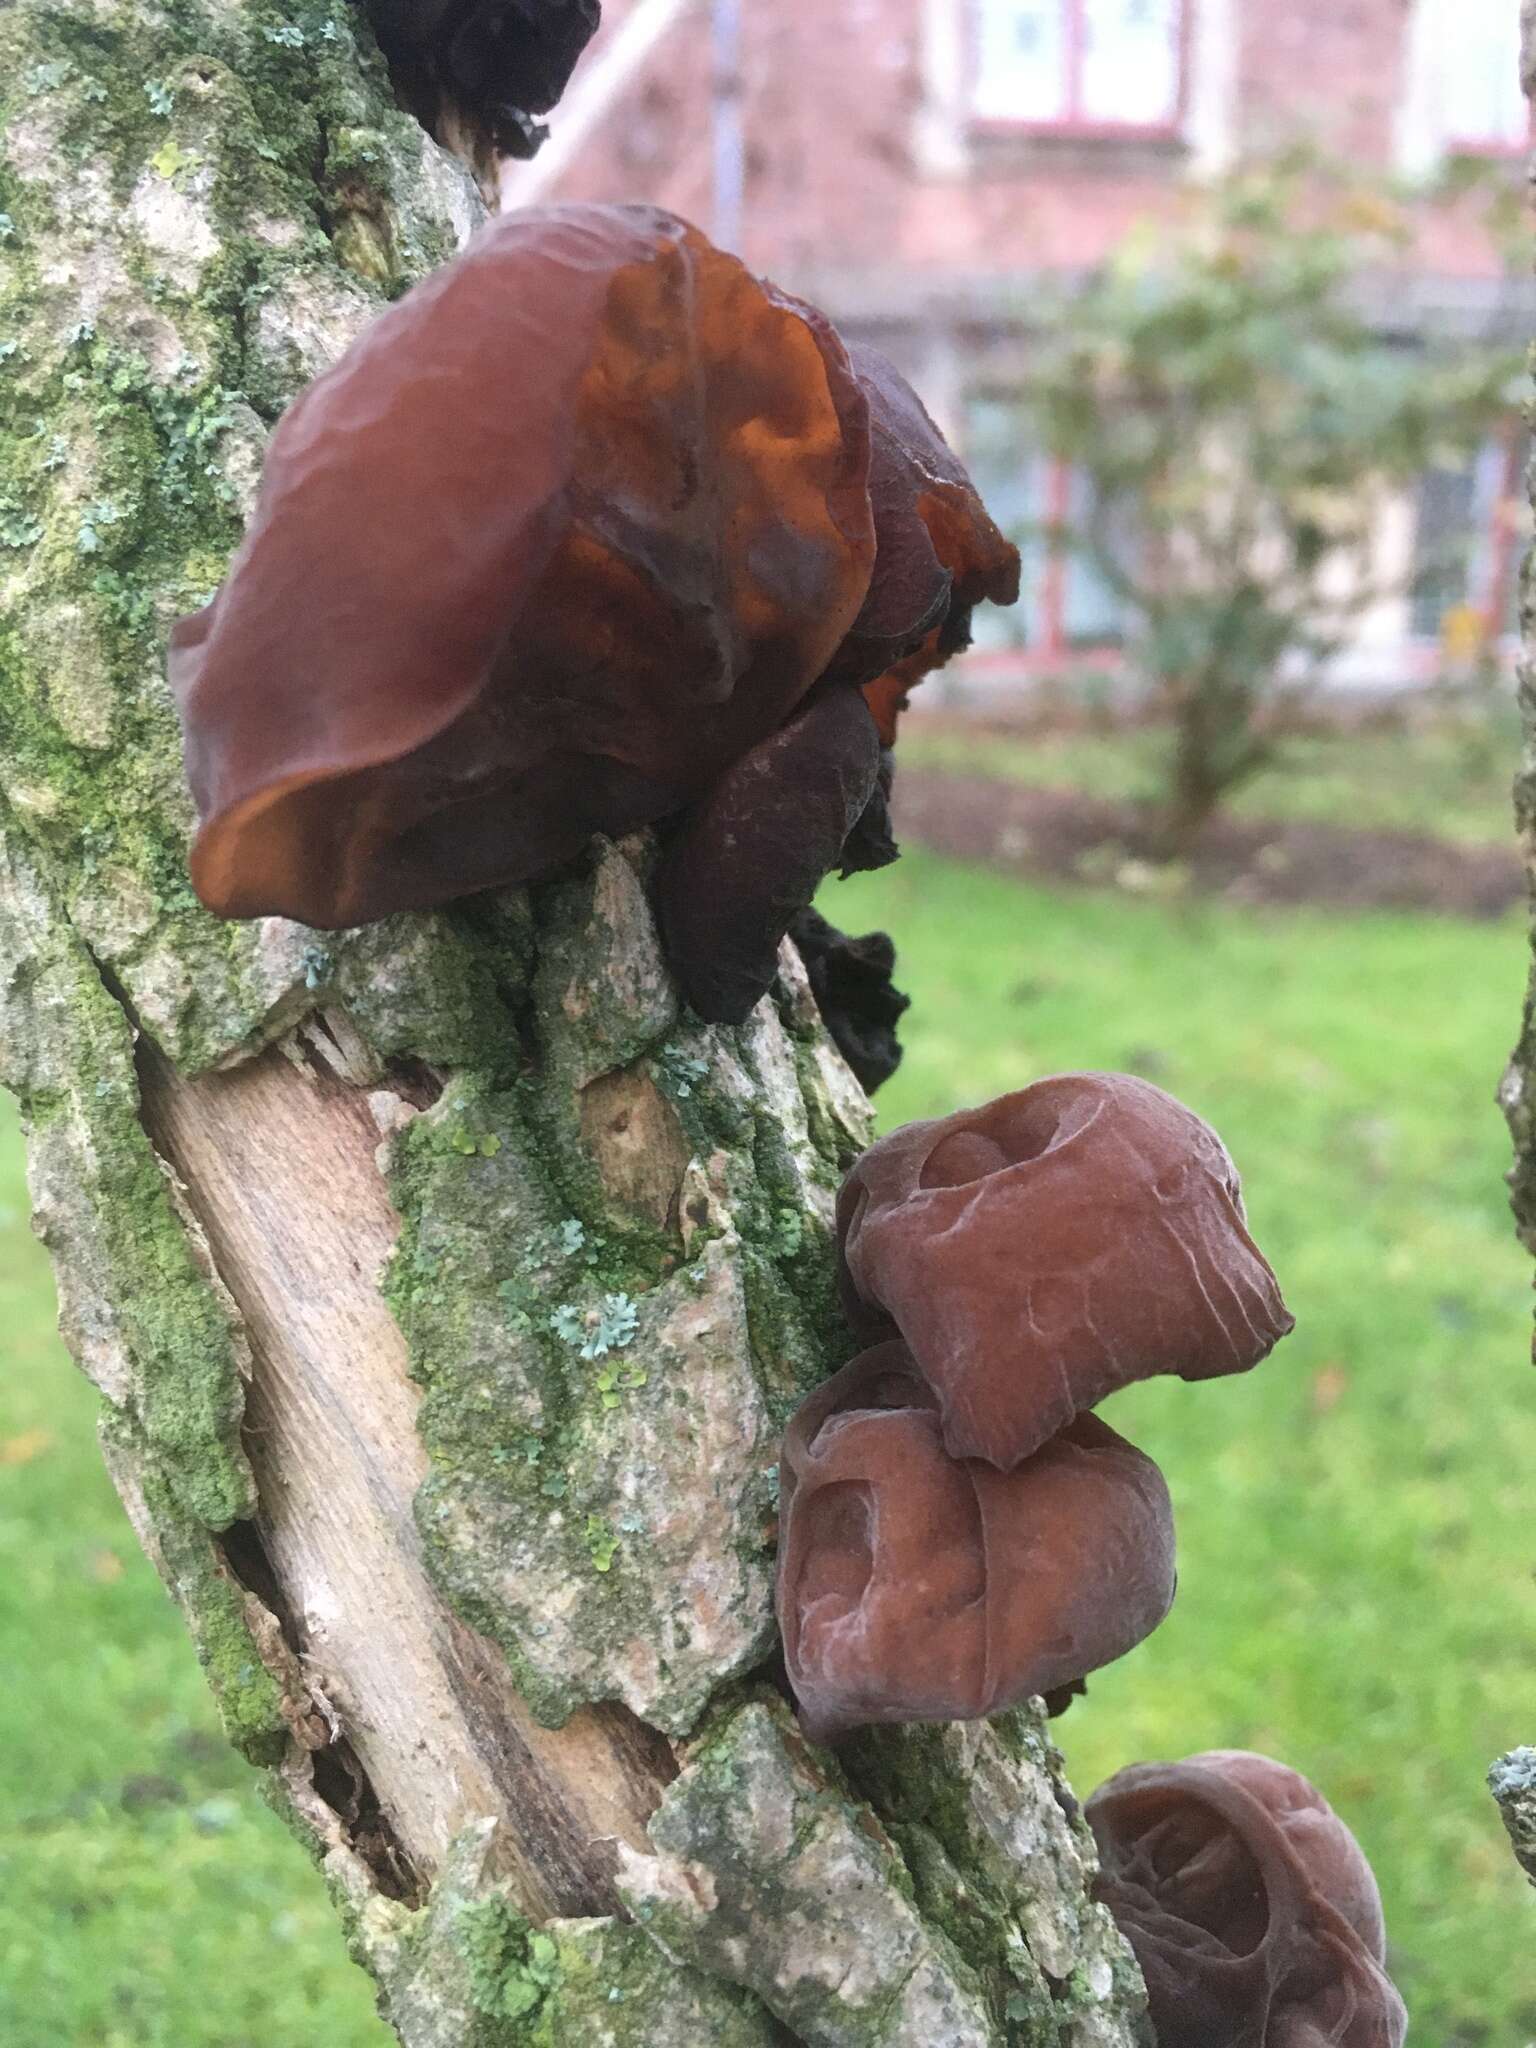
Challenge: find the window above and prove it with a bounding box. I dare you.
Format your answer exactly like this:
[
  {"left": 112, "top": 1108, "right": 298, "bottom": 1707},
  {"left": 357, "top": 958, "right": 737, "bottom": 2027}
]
[
  {"left": 1410, "top": 431, "right": 1527, "bottom": 641},
  {"left": 972, "top": 0, "right": 1184, "bottom": 131},
  {"left": 1440, "top": 0, "right": 1527, "bottom": 153},
  {"left": 963, "top": 394, "right": 1133, "bottom": 658},
  {"left": 1399, "top": 0, "right": 1529, "bottom": 169}
]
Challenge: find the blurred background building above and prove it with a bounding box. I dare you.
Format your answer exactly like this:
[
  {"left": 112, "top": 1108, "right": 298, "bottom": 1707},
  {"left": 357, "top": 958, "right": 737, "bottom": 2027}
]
[{"left": 509, "top": 0, "right": 1531, "bottom": 702}]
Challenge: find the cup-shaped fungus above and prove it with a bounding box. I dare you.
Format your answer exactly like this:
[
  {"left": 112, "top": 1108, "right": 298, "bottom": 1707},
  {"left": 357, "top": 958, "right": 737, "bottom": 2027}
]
[
  {"left": 171, "top": 204, "right": 877, "bottom": 932},
  {"left": 1088, "top": 1751, "right": 1407, "bottom": 2047},
  {"left": 836, "top": 1073, "right": 1294, "bottom": 1470},
  {"left": 777, "top": 1340, "right": 1175, "bottom": 1744},
  {"left": 171, "top": 202, "right": 1018, "bottom": 1031}
]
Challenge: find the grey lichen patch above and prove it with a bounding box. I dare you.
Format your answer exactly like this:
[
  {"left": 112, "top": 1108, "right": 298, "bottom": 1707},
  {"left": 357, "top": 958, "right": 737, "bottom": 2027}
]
[
  {"left": 389, "top": 1066, "right": 780, "bottom": 1729},
  {"left": 355, "top": 1821, "right": 780, "bottom": 2048},
  {"left": 843, "top": 1715, "right": 1149, "bottom": 2046},
  {"left": 0, "top": 0, "right": 480, "bottom": 1082},
  {"left": 618, "top": 1699, "right": 1002, "bottom": 2046},
  {"left": 1490, "top": 1747, "right": 1536, "bottom": 1888},
  {"left": 0, "top": 816, "right": 254, "bottom": 1528},
  {"left": 534, "top": 840, "right": 679, "bottom": 1093}
]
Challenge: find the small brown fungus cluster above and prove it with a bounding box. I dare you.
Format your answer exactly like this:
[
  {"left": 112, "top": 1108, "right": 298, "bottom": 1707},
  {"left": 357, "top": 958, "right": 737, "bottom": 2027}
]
[
  {"left": 836, "top": 1071, "right": 1295, "bottom": 1467},
  {"left": 170, "top": 202, "right": 1017, "bottom": 1043},
  {"left": 777, "top": 1072, "right": 1293, "bottom": 1739},
  {"left": 1088, "top": 1750, "right": 1408, "bottom": 2047},
  {"left": 779, "top": 1341, "right": 1175, "bottom": 1746}
]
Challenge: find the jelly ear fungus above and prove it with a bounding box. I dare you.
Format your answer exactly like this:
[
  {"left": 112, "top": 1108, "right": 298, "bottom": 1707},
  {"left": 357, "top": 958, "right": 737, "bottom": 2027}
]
[
  {"left": 776, "top": 1340, "right": 1176, "bottom": 1745},
  {"left": 1087, "top": 1750, "right": 1408, "bottom": 2048},
  {"left": 836, "top": 1072, "right": 1294, "bottom": 1469}
]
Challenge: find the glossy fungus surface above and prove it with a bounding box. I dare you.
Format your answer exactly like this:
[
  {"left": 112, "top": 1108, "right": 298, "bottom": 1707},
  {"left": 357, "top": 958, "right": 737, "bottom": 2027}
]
[
  {"left": 777, "top": 1341, "right": 1175, "bottom": 1744},
  {"left": 836, "top": 1073, "right": 1294, "bottom": 1469},
  {"left": 172, "top": 204, "right": 1019, "bottom": 982},
  {"left": 172, "top": 204, "right": 877, "bottom": 930},
  {"left": 1088, "top": 1751, "right": 1408, "bottom": 2047}
]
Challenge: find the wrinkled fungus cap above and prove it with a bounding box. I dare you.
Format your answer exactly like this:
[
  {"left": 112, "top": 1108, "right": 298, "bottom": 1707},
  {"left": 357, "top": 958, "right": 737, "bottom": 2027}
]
[
  {"left": 170, "top": 203, "right": 876, "bottom": 930},
  {"left": 777, "top": 1340, "right": 1175, "bottom": 1744},
  {"left": 1088, "top": 1751, "right": 1408, "bottom": 2047},
  {"left": 835, "top": 1073, "right": 1294, "bottom": 1470}
]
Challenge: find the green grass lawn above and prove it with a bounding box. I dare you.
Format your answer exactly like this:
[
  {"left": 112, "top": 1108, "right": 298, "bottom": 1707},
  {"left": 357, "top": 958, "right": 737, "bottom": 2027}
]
[
  {"left": 900, "top": 704, "right": 1522, "bottom": 845},
  {"left": 3, "top": 848, "right": 1535, "bottom": 2044}
]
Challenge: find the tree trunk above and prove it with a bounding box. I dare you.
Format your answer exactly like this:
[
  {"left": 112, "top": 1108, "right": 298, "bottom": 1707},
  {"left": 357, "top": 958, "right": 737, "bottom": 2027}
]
[
  {"left": 1494, "top": 0, "right": 1536, "bottom": 1898},
  {"left": 0, "top": 6, "right": 1148, "bottom": 2042}
]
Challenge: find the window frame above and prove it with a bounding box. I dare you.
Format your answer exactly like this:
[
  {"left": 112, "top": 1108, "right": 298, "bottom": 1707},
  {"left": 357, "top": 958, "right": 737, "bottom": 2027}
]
[
  {"left": 1408, "top": 422, "right": 1527, "bottom": 648},
  {"left": 961, "top": 390, "right": 1136, "bottom": 671},
  {"left": 968, "top": 0, "right": 1191, "bottom": 143}
]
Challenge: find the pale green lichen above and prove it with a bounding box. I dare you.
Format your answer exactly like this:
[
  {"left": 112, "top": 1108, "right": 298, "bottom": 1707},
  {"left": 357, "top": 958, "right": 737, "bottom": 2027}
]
[
  {"left": 351, "top": 1822, "right": 782, "bottom": 2047},
  {"left": 619, "top": 1698, "right": 1004, "bottom": 2047},
  {"left": 0, "top": 818, "right": 253, "bottom": 1526},
  {"left": 369, "top": 850, "right": 872, "bottom": 1734},
  {"left": 0, "top": 0, "right": 481, "bottom": 1079}
]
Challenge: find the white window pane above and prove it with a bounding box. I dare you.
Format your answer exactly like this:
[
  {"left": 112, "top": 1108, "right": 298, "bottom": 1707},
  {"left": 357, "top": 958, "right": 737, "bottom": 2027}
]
[
  {"left": 1081, "top": 0, "right": 1181, "bottom": 126},
  {"left": 1440, "top": 0, "right": 1526, "bottom": 144},
  {"left": 973, "top": 0, "right": 1068, "bottom": 121},
  {"left": 964, "top": 396, "right": 1042, "bottom": 649}
]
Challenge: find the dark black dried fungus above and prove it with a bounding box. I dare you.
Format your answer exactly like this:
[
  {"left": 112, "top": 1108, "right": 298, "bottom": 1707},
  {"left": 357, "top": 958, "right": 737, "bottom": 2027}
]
[
  {"left": 655, "top": 689, "right": 883, "bottom": 1026},
  {"left": 787, "top": 908, "right": 909, "bottom": 1095},
  {"left": 1042, "top": 1678, "right": 1087, "bottom": 1719},
  {"left": 1088, "top": 1752, "right": 1407, "bottom": 2048},
  {"left": 365, "top": 0, "right": 600, "bottom": 153}
]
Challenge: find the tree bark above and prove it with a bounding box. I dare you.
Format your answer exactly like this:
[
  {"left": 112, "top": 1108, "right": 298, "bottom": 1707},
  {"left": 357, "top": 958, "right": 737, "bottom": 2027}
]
[
  {"left": 1494, "top": 0, "right": 1536, "bottom": 1899},
  {"left": 0, "top": 5, "right": 1148, "bottom": 2041}
]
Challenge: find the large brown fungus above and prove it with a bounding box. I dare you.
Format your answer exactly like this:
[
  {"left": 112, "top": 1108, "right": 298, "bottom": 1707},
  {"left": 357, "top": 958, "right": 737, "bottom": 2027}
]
[
  {"left": 777, "top": 1340, "right": 1175, "bottom": 1744},
  {"left": 836, "top": 1073, "right": 1294, "bottom": 1470},
  {"left": 171, "top": 203, "right": 1017, "bottom": 1020},
  {"left": 1088, "top": 1751, "right": 1407, "bottom": 2047},
  {"left": 172, "top": 204, "right": 875, "bottom": 931}
]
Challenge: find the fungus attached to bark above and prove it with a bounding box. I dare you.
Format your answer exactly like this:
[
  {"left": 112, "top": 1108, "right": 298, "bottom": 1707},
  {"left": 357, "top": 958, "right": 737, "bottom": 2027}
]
[
  {"left": 836, "top": 1073, "right": 1294, "bottom": 1469},
  {"left": 365, "top": 0, "right": 601, "bottom": 156},
  {"left": 171, "top": 203, "right": 1018, "bottom": 997},
  {"left": 777, "top": 1341, "right": 1175, "bottom": 1744},
  {"left": 786, "top": 906, "right": 910, "bottom": 1094},
  {"left": 171, "top": 203, "right": 877, "bottom": 932},
  {"left": 1088, "top": 1750, "right": 1407, "bottom": 2047},
  {"left": 653, "top": 688, "right": 884, "bottom": 1026}
]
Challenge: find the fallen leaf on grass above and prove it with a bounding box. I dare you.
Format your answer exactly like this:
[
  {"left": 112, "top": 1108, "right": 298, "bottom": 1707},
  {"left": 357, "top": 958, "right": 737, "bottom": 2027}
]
[{"left": 0, "top": 1428, "right": 53, "bottom": 1466}]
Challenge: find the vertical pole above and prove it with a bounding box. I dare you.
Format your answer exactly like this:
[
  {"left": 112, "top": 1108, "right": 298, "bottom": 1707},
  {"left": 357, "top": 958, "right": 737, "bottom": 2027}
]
[{"left": 712, "top": 0, "right": 745, "bottom": 250}]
